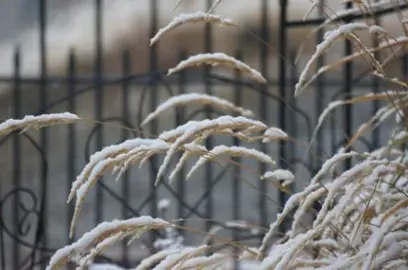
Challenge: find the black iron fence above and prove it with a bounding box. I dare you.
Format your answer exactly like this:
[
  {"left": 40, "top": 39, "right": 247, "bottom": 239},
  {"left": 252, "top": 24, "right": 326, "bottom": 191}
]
[{"left": 1, "top": 0, "right": 407, "bottom": 269}]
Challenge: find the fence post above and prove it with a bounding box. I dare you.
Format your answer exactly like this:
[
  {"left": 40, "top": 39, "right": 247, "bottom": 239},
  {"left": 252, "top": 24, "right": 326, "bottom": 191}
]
[
  {"left": 121, "top": 48, "right": 131, "bottom": 266},
  {"left": 278, "top": 0, "right": 289, "bottom": 233},
  {"left": 149, "top": 0, "right": 159, "bottom": 248},
  {"left": 12, "top": 47, "right": 21, "bottom": 270},
  {"left": 259, "top": 0, "right": 270, "bottom": 235},
  {"left": 94, "top": 0, "right": 105, "bottom": 226},
  {"left": 38, "top": 0, "right": 48, "bottom": 268},
  {"left": 204, "top": 0, "right": 214, "bottom": 234},
  {"left": 67, "top": 49, "right": 76, "bottom": 244},
  {"left": 343, "top": 1, "right": 353, "bottom": 169}
]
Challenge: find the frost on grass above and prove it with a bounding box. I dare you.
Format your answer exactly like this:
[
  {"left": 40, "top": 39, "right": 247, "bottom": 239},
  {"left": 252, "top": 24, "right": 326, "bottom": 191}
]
[
  {"left": 88, "top": 263, "right": 125, "bottom": 270},
  {"left": 314, "top": 91, "right": 405, "bottom": 139},
  {"left": 324, "top": 0, "right": 406, "bottom": 24},
  {"left": 295, "top": 22, "right": 382, "bottom": 97},
  {"left": 155, "top": 115, "right": 269, "bottom": 185},
  {"left": 258, "top": 153, "right": 408, "bottom": 268},
  {"left": 68, "top": 138, "right": 171, "bottom": 237},
  {"left": 150, "top": 11, "right": 234, "bottom": 46},
  {"left": 152, "top": 245, "right": 209, "bottom": 269},
  {"left": 186, "top": 145, "right": 276, "bottom": 180},
  {"left": 47, "top": 89, "right": 408, "bottom": 269},
  {"left": 68, "top": 138, "right": 169, "bottom": 202},
  {"left": 141, "top": 93, "right": 254, "bottom": 126},
  {"left": 0, "top": 112, "right": 80, "bottom": 137},
  {"left": 159, "top": 115, "right": 268, "bottom": 142},
  {"left": 262, "top": 127, "right": 289, "bottom": 142},
  {"left": 167, "top": 52, "right": 267, "bottom": 83},
  {"left": 46, "top": 216, "right": 169, "bottom": 270},
  {"left": 262, "top": 169, "right": 295, "bottom": 187},
  {"left": 298, "top": 36, "right": 408, "bottom": 92},
  {"left": 253, "top": 92, "right": 408, "bottom": 267},
  {"left": 68, "top": 111, "right": 282, "bottom": 236},
  {"left": 46, "top": 92, "right": 295, "bottom": 268},
  {"left": 46, "top": 3, "right": 408, "bottom": 268},
  {"left": 168, "top": 140, "right": 207, "bottom": 183},
  {"left": 158, "top": 198, "right": 170, "bottom": 210}
]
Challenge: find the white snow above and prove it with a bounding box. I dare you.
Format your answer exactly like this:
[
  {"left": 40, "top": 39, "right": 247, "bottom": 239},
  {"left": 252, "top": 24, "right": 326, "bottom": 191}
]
[
  {"left": 262, "top": 127, "right": 288, "bottom": 142},
  {"left": 186, "top": 145, "right": 275, "bottom": 180},
  {"left": 167, "top": 52, "right": 267, "bottom": 83},
  {"left": 142, "top": 93, "right": 254, "bottom": 126},
  {"left": 150, "top": 12, "right": 234, "bottom": 46},
  {"left": 158, "top": 198, "right": 171, "bottom": 210},
  {"left": 262, "top": 169, "right": 295, "bottom": 187},
  {"left": 88, "top": 263, "right": 125, "bottom": 270},
  {"left": 68, "top": 138, "right": 168, "bottom": 203},
  {"left": 47, "top": 216, "right": 169, "bottom": 270},
  {"left": 156, "top": 115, "right": 267, "bottom": 185},
  {"left": 295, "top": 23, "right": 369, "bottom": 96},
  {"left": 0, "top": 112, "right": 80, "bottom": 136}
]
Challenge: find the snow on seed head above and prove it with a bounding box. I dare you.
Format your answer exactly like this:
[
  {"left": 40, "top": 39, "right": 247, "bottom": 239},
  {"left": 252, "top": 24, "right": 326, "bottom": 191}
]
[
  {"left": 150, "top": 12, "right": 235, "bottom": 46},
  {"left": 141, "top": 93, "right": 254, "bottom": 126},
  {"left": 0, "top": 112, "right": 80, "bottom": 137},
  {"left": 186, "top": 145, "right": 275, "bottom": 180},
  {"left": 262, "top": 169, "right": 295, "bottom": 187},
  {"left": 295, "top": 23, "right": 369, "bottom": 97},
  {"left": 168, "top": 52, "right": 267, "bottom": 83}
]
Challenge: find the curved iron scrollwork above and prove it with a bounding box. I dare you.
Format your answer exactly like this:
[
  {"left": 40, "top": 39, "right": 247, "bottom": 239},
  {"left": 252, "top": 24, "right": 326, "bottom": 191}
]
[
  {"left": 0, "top": 187, "right": 51, "bottom": 270},
  {"left": 0, "top": 131, "right": 51, "bottom": 270}
]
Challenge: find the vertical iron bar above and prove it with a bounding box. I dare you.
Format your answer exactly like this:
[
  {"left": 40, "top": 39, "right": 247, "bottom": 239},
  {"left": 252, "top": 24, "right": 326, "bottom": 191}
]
[
  {"left": 177, "top": 51, "right": 186, "bottom": 232},
  {"left": 400, "top": 53, "right": 407, "bottom": 151},
  {"left": 0, "top": 221, "right": 4, "bottom": 269},
  {"left": 149, "top": 0, "right": 158, "bottom": 246},
  {"left": 94, "top": 0, "right": 104, "bottom": 225},
  {"left": 121, "top": 49, "right": 131, "bottom": 265},
  {"left": 67, "top": 49, "right": 76, "bottom": 244},
  {"left": 0, "top": 200, "right": 4, "bottom": 269},
  {"left": 259, "top": 0, "right": 270, "bottom": 233},
  {"left": 204, "top": 0, "right": 214, "bottom": 233},
  {"left": 403, "top": 54, "right": 408, "bottom": 83},
  {"left": 315, "top": 0, "right": 325, "bottom": 166},
  {"left": 232, "top": 50, "right": 243, "bottom": 268},
  {"left": 331, "top": 106, "right": 337, "bottom": 154},
  {"left": 344, "top": 1, "right": 353, "bottom": 169},
  {"left": 39, "top": 0, "right": 48, "bottom": 267},
  {"left": 372, "top": 22, "right": 380, "bottom": 149},
  {"left": 278, "top": 0, "right": 288, "bottom": 232},
  {"left": 12, "top": 47, "right": 21, "bottom": 270},
  {"left": 288, "top": 51, "right": 297, "bottom": 177}
]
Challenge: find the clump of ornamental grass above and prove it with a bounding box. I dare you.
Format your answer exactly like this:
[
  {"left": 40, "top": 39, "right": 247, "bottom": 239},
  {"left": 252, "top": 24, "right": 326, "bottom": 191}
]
[{"left": 2, "top": 0, "right": 408, "bottom": 269}]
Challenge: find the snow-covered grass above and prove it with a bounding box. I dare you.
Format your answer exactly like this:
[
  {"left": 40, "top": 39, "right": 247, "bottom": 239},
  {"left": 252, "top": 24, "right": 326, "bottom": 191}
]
[
  {"left": 2, "top": 1, "right": 408, "bottom": 269},
  {"left": 0, "top": 112, "right": 80, "bottom": 137},
  {"left": 149, "top": 12, "right": 235, "bottom": 46},
  {"left": 167, "top": 52, "right": 267, "bottom": 83}
]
